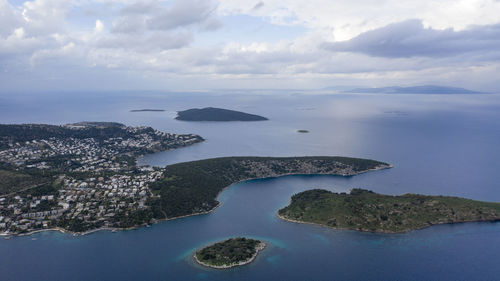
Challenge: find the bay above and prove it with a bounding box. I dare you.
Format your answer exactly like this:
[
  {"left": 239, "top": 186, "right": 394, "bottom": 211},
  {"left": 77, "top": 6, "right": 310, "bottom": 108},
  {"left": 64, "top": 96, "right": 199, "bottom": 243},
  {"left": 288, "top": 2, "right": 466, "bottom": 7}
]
[{"left": 1, "top": 91, "right": 499, "bottom": 280}]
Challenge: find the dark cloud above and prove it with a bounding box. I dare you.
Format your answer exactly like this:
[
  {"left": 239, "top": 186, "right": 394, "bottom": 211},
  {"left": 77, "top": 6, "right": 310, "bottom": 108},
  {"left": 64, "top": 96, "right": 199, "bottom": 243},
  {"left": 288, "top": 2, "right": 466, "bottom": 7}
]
[
  {"left": 252, "top": 1, "right": 265, "bottom": 11},
  {"left": 120, "top": 1, "right": 160, "bottom": 15},
  {"left": 201, "top": 17, "right": 223, "bottom": 31},
  {"left": 147, "top": 0, "right": 219, "bottom": 31},
  {"left": 110, "top": 16, "right": 146, "bottom": 34},
  {"left": 323, "top": 20, "right": 500, "bottom": 58},
  {"left": 111, "top": 0, "right": 221, "bottom": 34},
  {"left": 96, "top": 31, "right": 192, "bottom": 52},
  {"left": 106, "top": 0, "right": 220, "bottom": 51}
]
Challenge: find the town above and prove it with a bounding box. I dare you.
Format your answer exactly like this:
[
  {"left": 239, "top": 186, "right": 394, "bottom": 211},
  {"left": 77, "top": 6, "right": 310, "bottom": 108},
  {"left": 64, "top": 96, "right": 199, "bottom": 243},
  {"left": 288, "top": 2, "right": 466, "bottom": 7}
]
[{"left": 0, "top": 122, "right": 203, "bottom": 236}]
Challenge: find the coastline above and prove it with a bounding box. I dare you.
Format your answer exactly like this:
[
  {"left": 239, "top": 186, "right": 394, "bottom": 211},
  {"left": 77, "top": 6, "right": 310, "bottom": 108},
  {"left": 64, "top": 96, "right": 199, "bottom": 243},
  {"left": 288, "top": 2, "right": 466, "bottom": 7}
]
[
  {"left": 276, "top": 210, "right": 500, "bottom": 234},
  {"left": 159, "top": 163, "right": 393, "bottom": 224},
  {"left": 4, "top": 224, "right": 149, "bottom": 238},
  {"left": 193, "top": 242, "right": 266, "bottom": 269},
  {"left": 2, "top": 163, "right": 392, "bottom": 238}
]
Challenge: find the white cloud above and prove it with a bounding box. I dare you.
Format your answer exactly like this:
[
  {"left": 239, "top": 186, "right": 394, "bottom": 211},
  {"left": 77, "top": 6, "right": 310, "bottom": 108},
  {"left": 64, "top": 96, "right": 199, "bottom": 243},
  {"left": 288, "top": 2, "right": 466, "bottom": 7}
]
[
  {"left": 0, "top": 0, "right": 24, "bottom": 37},
  {"left": 219, "top": 0, "right": 500, "bottom": 41},
  {"left": 95, "top": 20, "right": 104, "bottom": 33},
  {"left": 21, "top": 0, "right": 73, "bottom": 35},
  {"left": 1, "top": 0, "right": 500, "bottom": 92}
]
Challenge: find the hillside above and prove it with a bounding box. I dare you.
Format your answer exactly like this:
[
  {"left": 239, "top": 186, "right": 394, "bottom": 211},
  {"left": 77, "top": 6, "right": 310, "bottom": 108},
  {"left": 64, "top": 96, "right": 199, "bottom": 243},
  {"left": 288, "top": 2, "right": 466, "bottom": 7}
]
[
  {"left": 147, "top": 156, "right": 390, "bottom": 219},
  {"left": 278, "top": 189, "right": 500, "bottom": 233}
]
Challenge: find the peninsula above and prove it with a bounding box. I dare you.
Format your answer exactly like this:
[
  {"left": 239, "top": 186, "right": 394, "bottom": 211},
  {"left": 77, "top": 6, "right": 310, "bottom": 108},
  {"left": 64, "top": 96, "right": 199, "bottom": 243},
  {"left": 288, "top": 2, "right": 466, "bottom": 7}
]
[
  {"left": 194, "top": 237, "right": 265, "bottom": 269},
  {"left": 175, "top": 107, "right": 268, "bottom": 121},
  {"left": 148, "top": 157, "right": 391, "bottom": 220},
  {"left": 0, "top": 126, "right": 390, "bottom": 237},
  {"left": 278, "top": 189, "right": 500, "bottom": 233}
]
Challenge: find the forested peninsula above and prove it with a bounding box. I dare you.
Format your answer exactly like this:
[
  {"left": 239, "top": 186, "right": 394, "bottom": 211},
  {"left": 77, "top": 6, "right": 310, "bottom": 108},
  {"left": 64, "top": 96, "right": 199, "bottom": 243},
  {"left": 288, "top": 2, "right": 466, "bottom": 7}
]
[
  {"left": 278, "top": 189, "right": 500, "bottom": 233},
  {"left": 0, "top": 123, "right": 389, "bottom": 236},
  {"left": 147, "top": 157, "right": 391, "bottom": 220}
]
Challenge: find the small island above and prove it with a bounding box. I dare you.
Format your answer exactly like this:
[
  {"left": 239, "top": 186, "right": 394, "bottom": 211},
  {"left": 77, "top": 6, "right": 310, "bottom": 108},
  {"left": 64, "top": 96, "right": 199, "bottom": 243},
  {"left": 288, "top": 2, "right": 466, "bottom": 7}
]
[
  {"left": 278, "top": 189, "right": 500, "bottom": 233},
  {"left": 194, "top": 237, "right": 265, "bottom": 269},
  {"left": 297, "top": 130, "right": 309, "bottom": 133},
  {"left": 175, "top": 107, "right": 268, "bottom": 121},
  {"left": 130, "top": 109, "right": 165, "bottom": 112}
]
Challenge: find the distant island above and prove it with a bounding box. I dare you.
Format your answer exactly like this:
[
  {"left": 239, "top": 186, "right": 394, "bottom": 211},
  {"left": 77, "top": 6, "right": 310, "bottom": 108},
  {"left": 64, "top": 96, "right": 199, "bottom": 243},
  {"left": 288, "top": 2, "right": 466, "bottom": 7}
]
[
  {"left": 343, "top": 85, "right": 484, "bottom": 94},
  {"left": 130, "top": 109, "right": 165, "bottom": 112},
  {"left": 278, "top": 189, "right": 500, "bottom": 233},
  {"left": 175, "top": 107, "right": 268, "bottom": 121},
  {"left": 297, "top": 130, "right": 309, "bottom": 133},
  {"left": 194, "top": 237, "right": 265, "bottom": 269}
]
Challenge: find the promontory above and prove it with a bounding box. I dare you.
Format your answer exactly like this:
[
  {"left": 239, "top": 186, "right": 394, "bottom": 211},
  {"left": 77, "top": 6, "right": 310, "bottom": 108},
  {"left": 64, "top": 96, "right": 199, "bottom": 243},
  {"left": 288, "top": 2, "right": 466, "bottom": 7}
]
[
  {"left": 148, "top": 157, "right": 391, "bottom": 220},
  {"left": 278, "top": 189, "right": 500, "bottom": 233},
  {"left": 175, "top": 107, "right": 268, "bottom": 121}
]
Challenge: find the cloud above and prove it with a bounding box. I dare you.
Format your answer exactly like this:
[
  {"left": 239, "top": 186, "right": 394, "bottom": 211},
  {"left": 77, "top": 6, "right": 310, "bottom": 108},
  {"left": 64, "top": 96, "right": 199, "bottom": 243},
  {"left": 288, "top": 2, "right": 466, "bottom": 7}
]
[
  {"left": 111, "top": 0, "right": 221, "bottom": 34},
  {"left": 0, "top": 0, "right": 23, "bottom": 37},
  {"left": 252, "top": 1, "right": 264, "bottom": 11},
  {"left": 96, "top": 31, "right": 193, "bottom": 52},
  {"left": 1, "top": 0, "right": 500, "bottom": 93},
  {"left": 104, "top": 0, "right": 220, "bottom": 51},
  {"left": 322, "top": 20, "right": 500, "bottom": 58},
  {"left": 147, "top": 0, "right": 219, "bottom": 30},
  {"left": 219, "top": 0, "right": 500, "bottom": 40},
  {"left": 21, "top": 0, "right": 73, "bottom": 36},
  {"left": 120, "top": 1, "right": 160, "bottom": 15}
]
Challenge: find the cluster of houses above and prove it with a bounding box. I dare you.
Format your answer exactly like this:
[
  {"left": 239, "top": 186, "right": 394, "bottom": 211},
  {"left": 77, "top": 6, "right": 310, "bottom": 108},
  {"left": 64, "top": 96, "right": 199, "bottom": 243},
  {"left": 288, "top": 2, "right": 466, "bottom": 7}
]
[
  {"left": 0, "top": 126, "right": 201, "bottom": 173},
  {"left": 0, "top": 169, "right": 164, "bottom": 234},
  {"left": 0, "top": 194, "right": 62, "bottom": 231},
  {"left": 0, "top": 124, "right": 204, "bottom": 235}
]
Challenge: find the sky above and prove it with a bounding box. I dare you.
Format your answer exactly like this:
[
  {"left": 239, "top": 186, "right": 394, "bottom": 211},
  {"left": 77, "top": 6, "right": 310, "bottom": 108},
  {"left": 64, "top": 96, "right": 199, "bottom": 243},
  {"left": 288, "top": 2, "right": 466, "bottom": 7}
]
[{"left": 1, "top": 0, "right": 500, "bottom": 93}]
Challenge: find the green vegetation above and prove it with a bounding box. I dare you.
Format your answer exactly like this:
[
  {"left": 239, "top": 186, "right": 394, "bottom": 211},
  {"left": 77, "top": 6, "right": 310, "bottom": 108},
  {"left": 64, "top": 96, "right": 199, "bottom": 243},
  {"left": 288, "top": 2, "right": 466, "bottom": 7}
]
[
  {"left": 1, "top": 123, "right": 393, "bottom": 235},
  {"left": 278, "top": 189, "right": 500, "bottom": 233},
  {"left": 175, "top": 107, "right": 268, "bottom": 121},
  {"left": 195, "top": 237, "right": 265, "bottom": 268},
  {"left": 0, "top": 123, "right": 129, "bottom": 145},
  {"left": 148, "top": 156, "right": 390, "bottom": 219},
  {"left": 0, "top": 170, "right": 51, "bottom": 195}
]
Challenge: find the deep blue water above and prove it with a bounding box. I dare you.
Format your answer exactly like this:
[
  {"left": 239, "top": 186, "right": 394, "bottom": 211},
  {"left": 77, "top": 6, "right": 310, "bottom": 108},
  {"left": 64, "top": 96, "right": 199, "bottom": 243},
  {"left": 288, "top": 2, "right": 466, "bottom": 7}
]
[{"left": 0, "top": 91, "right": 499, "bottom": 280}]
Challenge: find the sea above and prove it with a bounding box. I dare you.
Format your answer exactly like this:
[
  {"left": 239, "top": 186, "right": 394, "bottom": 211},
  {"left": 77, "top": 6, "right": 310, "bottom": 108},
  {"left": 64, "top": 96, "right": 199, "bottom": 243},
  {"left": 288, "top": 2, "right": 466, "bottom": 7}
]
[{"left": 0, "top": 90, "right": 499, "bottom": 281}]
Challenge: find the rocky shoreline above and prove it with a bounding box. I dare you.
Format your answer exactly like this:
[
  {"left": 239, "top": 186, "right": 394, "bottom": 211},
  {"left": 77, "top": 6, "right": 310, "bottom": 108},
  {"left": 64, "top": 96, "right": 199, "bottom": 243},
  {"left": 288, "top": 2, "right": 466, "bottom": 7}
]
[
  {"left": 277, "top": 211, "right": 500, "bottom": 234},
  {"left": 276, "top": 189, "right": 500, "bottom": 234},
  {"left": 193, "top": 242, "right": 266, "bottom": 269}
]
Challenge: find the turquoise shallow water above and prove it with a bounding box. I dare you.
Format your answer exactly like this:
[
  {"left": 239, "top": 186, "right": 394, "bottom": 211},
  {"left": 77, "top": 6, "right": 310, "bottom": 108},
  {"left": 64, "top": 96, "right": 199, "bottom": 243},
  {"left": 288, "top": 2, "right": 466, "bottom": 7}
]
[{"left": 1, "top": 92, "right": 499, "bottom": 280}]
